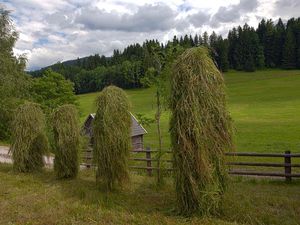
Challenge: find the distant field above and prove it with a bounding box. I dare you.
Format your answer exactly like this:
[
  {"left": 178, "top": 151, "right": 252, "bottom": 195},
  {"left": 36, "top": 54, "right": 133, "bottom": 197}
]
[{"left": 78, "top": 69, "right": 300, "bottom": 153}]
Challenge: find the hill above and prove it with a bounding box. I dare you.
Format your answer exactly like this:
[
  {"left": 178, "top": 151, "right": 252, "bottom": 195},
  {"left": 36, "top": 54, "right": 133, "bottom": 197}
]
[{"left": 78, "top": 69, "right": 300, "bottom": 153}]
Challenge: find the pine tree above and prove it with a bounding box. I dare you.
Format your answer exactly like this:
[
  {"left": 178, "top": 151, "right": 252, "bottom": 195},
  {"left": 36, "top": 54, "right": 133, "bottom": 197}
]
[
  {"left": 264, "top": 20, "right": 276, "bottom": 67},
  {"left": 295, "top": 19, "right": 300, "bottom": 68},
  {"left": 173, "top": 35, "right": 178, "bottom": 45},
  {"left": 202, "top": 31, "right": 209, "bottom": 46},
  {"left": 273, "top": 19, "right": 286, "bottom": 67},
  {"left": 228, "top": 28, "right": 238, "bottom": 69},
  {"left": 194, "top": 34, "right": 199, "bottom": 46},
  {"left": 209, "top": 31, "right": 218, "bottom": 47},
  {"left": 214, "top": 36, "right": 229, "bottom": 72},
  {"left": 282, "top": 28, "right": 297, "bottom": 69}
]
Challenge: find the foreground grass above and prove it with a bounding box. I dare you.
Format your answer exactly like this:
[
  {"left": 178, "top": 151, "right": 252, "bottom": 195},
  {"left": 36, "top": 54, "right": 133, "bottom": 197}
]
[
  {"left": 1, "top": 163, "right": 299, "bottom": 225},
  {"left": 78, "top": 69, "right": 300, "bottom": 153}
]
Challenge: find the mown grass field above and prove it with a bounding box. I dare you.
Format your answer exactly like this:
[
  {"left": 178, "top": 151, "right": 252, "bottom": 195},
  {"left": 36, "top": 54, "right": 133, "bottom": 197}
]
[
  {"left": 1, "top": 163, "right": 300, "bottom": 225},
  {"left": 1, "top": 69, "right": 300, "bottom": 225},
  {"left": 78, "top": 69, "right": 300, "bottom": 153}
]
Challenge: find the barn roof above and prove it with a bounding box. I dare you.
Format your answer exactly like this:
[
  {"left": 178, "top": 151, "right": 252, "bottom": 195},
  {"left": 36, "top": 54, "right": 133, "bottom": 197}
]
[{"left": 85, "top": 112, "right": 147, "bottom": 137}]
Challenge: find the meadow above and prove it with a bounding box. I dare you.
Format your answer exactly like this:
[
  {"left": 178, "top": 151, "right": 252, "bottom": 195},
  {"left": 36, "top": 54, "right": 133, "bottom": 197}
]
[
  {"left": 1, "top": 163, "right": 299, "bottom": 225},
  {"left": 78, "top": 69, "right": 300, "bottom": 153},
  {"left": 1, "top": 69, "right": 300, "bottom": 225}
]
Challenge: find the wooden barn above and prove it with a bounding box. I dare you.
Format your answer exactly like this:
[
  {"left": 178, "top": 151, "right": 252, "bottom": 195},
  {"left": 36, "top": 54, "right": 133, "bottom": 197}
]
[{"left": 81, "top": 113, "right": 147, "bottom": 167}]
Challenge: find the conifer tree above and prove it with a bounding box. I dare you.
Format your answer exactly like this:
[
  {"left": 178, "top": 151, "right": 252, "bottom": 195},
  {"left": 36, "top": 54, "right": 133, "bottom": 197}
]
[{"left": 282, "top": 28, "right": 297, "bottom": 69}]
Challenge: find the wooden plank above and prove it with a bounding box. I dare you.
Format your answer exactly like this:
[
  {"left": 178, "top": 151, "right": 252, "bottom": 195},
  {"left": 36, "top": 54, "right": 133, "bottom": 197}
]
[
  {"left": 146, "top": 146, "right": 152, "bottom": 176},
  {"left": 226, "top": 152, "right": 300, "bottom": 157},
  {"left": 131, "top": 158, "right": 172, "bottom": 162},
  {"left": 229, "top": 170, "right": 300, "bottom": 177},
  {"left": 227, "top": 162, "right": 300, "bottom": 167},
  {"left": 131, "top": 150, "right": 172, "bottom": 153},
  {"left": 284, "top": 150, "right": 292, "bottom": 181},
  {"left": 229, "top": 170, "right": 287, "bottom": 177},
  {"left": 129, "top": 166, "right": 174, "bottom": 171}
]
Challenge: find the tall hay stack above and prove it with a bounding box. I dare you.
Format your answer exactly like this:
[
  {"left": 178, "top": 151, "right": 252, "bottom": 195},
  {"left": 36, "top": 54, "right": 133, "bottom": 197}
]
[
  {"left": 10, "top": 102, "right": 48, "bottom": 172},
  {"left": 93, "top": 85, "right": 131, "bottom": 190},
  {"left": 170, "top": 47, "right": 234, "bottom": 215},
  {"left": 52, "top": 104, "right": 80, "bottom": 178}
]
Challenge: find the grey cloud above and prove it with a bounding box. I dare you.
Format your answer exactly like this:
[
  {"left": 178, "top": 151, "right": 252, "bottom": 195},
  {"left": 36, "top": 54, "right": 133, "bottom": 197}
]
[
  {"left": 188, "top": 11, "right": 211, "bottom": 27},
  {"left": 210, "top": 0, "right": 258, "bottom": 27},
  {"left": 274, "top": 0, "right": 300, "bottom": 18},
  {"left": 75, "top": 3, "right": 177, "bottom": 32},
  {"left": 46, "top": 12, "right": 74, "bottom": 29}
]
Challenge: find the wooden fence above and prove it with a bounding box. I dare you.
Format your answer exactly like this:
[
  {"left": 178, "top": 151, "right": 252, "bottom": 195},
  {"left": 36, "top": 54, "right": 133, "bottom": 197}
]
[
  {"left": 226, "top": 151, "right": 300, "bottom": 181},
  {"left": 83, "top": 148, "right": 300, "bottom": 181},
  {"left": 130, "top": 147, "right": 173, "bottom": 175}
]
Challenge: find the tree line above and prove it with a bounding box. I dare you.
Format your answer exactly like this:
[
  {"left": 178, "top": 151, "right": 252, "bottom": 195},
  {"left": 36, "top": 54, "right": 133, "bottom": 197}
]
[{"left": 30, "top": 17, "right": 300, "bottom": 94}]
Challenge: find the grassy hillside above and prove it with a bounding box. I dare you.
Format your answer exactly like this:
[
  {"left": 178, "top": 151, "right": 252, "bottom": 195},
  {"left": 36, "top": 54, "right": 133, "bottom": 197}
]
[{"left": 78, "top": 69, "right": 300, "bottom": 153}]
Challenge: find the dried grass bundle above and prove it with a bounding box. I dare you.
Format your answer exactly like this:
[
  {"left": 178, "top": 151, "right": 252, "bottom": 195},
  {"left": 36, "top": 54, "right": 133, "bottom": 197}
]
[
  {"left": 52, "top": 104, "right": 80, "bottom": 178},
  {"left": 170, "top": 46, "right": 234, "bottom": 215},
  {"left": 10, "top": 102, "right": 48, "bottom": 172},
  {"left": 93, "top": 85, "right": 131, "bottom": 191}
]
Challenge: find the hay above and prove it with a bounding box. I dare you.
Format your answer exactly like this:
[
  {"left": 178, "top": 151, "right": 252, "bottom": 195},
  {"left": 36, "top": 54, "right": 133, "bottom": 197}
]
[
  {"left": 170, "top": 46, "right": 234, "bottom": 215},
  {"left": 10, "top": 102, "right": 48, "bottom": 172},
  {"left": 52, "top": 104, "right": 80, "bottom": 178},
  {"left": 93, "top": 85, "right": 131, "bottom": 191}
]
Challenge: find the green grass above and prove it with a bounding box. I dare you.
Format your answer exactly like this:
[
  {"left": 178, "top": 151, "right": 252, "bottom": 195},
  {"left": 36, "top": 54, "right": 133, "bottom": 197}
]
[
  {"left": 0, "top": 140, "right": 9, "bottom": 146},
  {"left": 2, "top": 69, "right": 300, "bottom": 225},
  {"left": 78, "top": 69, "right": 300, "bottom": 153},
  {"left": 0, "top": 163, "right": 299, "bottom": 225}
]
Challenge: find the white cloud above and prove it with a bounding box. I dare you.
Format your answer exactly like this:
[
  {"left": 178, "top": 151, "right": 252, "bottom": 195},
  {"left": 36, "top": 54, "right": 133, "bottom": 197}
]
[{"left": 1, "top": 0, "right": 289, "bottom": 70}]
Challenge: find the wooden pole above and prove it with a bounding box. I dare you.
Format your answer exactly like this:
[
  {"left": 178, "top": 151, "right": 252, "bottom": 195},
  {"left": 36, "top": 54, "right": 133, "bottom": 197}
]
[
  {"left": 146, "top": 147, "right": 152, "bottom": 176},
  {"left": 284, "top": 150, "right": 292, "bottom": 182}
]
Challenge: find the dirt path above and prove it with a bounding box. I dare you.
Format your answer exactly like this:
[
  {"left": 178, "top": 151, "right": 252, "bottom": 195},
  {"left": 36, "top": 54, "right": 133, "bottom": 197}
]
[
  {"left": 0, "top": 146, "right": 11, "bottom": 164},
  {"left": 0, "top": 146, "right": 88, "bottom": 169},
  {"left": 0, "top": 145, "right": 54, "bottom": 167}
]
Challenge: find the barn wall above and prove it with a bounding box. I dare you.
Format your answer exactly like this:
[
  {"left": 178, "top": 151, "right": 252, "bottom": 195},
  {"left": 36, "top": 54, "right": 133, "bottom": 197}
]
[{"left": 131, "top": 135, "right": 143, "bottom": 151}]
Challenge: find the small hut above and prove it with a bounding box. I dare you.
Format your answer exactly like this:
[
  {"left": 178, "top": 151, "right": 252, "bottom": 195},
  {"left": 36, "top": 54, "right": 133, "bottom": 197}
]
[{"left": 82, "top": 113, "right": 147, "bottom": 167}]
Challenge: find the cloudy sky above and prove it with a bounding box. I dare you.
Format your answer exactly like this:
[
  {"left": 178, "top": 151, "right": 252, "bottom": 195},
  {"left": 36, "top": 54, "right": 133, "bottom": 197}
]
[{"left": 2, "top": 0, "right": 299, "bottom": 70}]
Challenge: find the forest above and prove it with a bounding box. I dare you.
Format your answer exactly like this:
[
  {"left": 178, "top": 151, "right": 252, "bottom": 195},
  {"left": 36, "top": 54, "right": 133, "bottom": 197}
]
[{"left": 30, "top": 17, "right": 300, "bottom": 94}]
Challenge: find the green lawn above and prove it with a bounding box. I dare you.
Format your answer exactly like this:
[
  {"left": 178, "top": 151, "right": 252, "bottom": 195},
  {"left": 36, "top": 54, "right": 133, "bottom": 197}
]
[
  {"left": 78, "top": 69, "right": 300, "bottom": 153},
  {"left": 1, "top": 163, "right": 299, "bottom": 225}
]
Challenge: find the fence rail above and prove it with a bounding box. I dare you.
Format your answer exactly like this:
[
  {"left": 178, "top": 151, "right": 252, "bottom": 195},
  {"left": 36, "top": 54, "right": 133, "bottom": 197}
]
[
  {"left": 226, "top": 150, "right": 300, "bottom": 181},
  {"left": 83, "top": 148, "right": 300, "bottom": 181}
]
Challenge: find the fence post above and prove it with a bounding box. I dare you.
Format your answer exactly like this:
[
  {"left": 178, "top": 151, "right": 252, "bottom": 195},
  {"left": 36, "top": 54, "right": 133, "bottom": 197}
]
[
  {"left": 284, "top": 150, "right": 291, "bottom": 182},
  {"left": 146, "top": 147, "right": 152, "bottom": 176}
]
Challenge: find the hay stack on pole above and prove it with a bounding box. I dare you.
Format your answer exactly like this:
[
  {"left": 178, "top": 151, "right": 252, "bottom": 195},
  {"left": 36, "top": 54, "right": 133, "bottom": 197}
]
[
  {"left": 10, "top": 102, "right": 48, "bottom": 172},
  {"left": 170, "top": 46, "right": 234, "bottom": 215},
  {"left": 52, "top": 104, "right": 80, "bottom": 179},
  {"left": 93, "top": 85, "right": 131, "bottom": 191}
]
